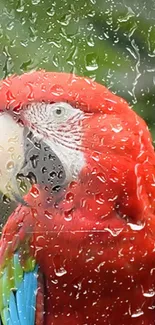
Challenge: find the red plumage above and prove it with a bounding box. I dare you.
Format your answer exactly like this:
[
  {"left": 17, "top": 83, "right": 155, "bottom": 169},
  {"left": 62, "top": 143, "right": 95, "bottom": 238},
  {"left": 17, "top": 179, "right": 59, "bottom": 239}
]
[{"left": 1, "top": 71, "right": 155, "bottom": 324}]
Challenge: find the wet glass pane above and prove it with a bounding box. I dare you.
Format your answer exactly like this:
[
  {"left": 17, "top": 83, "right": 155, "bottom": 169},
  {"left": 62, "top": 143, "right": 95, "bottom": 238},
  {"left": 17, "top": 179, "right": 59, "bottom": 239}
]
[{"left": 0, "top": 0, "right": 155, "bottom": 324}]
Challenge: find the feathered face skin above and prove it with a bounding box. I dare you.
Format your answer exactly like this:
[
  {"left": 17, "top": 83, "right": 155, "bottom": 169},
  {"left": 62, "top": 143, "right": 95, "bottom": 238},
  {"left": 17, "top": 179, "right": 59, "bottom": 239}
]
[{"left": 1, "top": 71, "right": 155, "bottom": 324}]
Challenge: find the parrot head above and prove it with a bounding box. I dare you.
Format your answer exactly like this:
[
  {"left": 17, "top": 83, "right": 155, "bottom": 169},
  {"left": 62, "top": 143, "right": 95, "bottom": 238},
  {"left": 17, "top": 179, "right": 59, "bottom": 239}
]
[{"left": 0, "top": 70, "right": 155, "bottom": 229}]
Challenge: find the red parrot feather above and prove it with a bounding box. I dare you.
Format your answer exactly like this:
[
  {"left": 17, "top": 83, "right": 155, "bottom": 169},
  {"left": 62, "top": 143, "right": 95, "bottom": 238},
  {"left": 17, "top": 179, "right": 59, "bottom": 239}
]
[{"left": 0, "top": 71, "right": 155, "bottom": 324}]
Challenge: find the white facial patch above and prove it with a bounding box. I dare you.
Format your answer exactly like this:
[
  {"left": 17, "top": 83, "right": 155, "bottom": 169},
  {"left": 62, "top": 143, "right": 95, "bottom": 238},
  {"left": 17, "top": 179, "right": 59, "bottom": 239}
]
[
  {"left": 0, "top": 113, "right": 25, "bottom": 197},
  {"left": 23, "top": 102, "right": 86, "bottom": 183}
]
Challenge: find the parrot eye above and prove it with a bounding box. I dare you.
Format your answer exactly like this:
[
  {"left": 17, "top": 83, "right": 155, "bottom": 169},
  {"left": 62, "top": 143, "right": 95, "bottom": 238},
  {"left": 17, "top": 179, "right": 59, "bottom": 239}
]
[
  {"left": 51, "top": 102, "right": 78, "bottom": 122},
  {"left": 55, "top": 108, "right": 63, "bottom": 115},
  {"left": 53, "top": 106, "right": 65, "bottom": 118}
]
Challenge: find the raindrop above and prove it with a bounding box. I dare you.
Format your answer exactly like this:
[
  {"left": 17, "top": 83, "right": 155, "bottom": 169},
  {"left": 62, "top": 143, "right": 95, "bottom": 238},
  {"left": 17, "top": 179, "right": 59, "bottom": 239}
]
[
  {"left": 52, "top": 185, "right": 61, "bottom": 193},
  {"left": 34, "top": 141, "right": 41, "bottom": 150},
  {"left": 95, "top": 261, "right": 106, "bottom": 273},
  {"left": 42, "top": 167, "right": 47, "bottom": 174},
  {"left": 97, "top": 173, "right": 106, "bottom": 183},
  {"left": 91, "top": 151, "right": 100, "bottom": 162},
  {"left": 18, "top": 178, "right": 29, "bottom": 194},
  {"left": 47, "top": 7, "right": 55, "bottom": 17},
  {"left": 112, "top": 125, "right": 123, "bottom": 133},
  {"left": 6, "top": 161, "right": 14, "bottom": 171},
  {"left": 85, "top": 53, "right": 99, "bottom": 71},
  {"left": 20, "top": 59, "right": 33, "bottom": 71},
  {"left": 86, "top": 34, "right": 95, "bottom": 47},
  {"left": 16, "top": 0, "right": 24, "bottom": 12},
  {"left": 95, "top": 193, "right": 105, "bottom": 205},
  {"left": 52, "top": 54, "right": 59, "bottom": 68},
  {"left": 7, "top": 22, "right": 14, "bottom": 31},
  {"left": 54, "top": 267, "right": 67, "bottom": 277},
  {"left": 127, "top": 222, "right": 145, "bottom": 231},
  {"left": 58, "top": 170, "right": 63, "bottom": 179},
  {"left": 29, "top": 12, "right": 37, "bottom": 24},
  {"left": 64, "top": 209, "right": 73, "bottom": 221},
  {"left": 27, "top": 172, "right": 37, "bottom": 185},
  {"left": 30, "top": 154, "right": 39, "bottom": 169},
  {"left": 30, "top": 185, "right": 39, "bottom": 198},
  {"left": 87, "top": 10, "right": 95, "bottom": 18},
  {"left": 66, "top": 192, "right": 74, "bottom": 203},
  {"left": 49, "top": 154, "right": 56, "bottom": 161},
  {"left": 2, "top": 195, "right": 11, "bottom": 205},
  {"left": 105, "top": 227, "right": 123, "bottom": 237},
  {"left": 50, "top": 85, "right": 64, "bottom": 97},
  {"left": 31, "top": 0, "right": 41, "bottom": 4},
  {"left": 143, "top": 290, "right": 155, "bottom": 298},
  {"left": 57, "top": 13, "right": 71, "bottom": 26},
  {"left": 8, "top": 147, "right": 14, "bottom": 153},
  {"left": 8, "top": 136, "right": 18, "bottom": 144},
  {"left": 45, "top": 210, "right": 53, "bottom": 220},
  {"left": 131, "top": 309, "right": 144, "bottom": 318},
  {"left": 29, "top": 26, "right": 38, "bottom": 42},
  {"left": 49, "top": 171, "right": 56, "bottom": 180},
  {"left": 118, "top": 8, "right": 135, "bottom": 23}
]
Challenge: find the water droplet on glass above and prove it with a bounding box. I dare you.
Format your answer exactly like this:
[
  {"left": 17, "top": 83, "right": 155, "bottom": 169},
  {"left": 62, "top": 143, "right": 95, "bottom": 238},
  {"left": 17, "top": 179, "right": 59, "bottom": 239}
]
[
  {"left": 49, "top": 171, "right": 57, "bottom": 179},
  {"left": 7, "top": 22, "right": 14, "bottom": 31},
  {"left": 18, "top": 178, "right": 29, "bottom": 194},
  {"left": 31, "top": 0, "right": 40, "bottom": 4},
  {"left": 6, "top": 161, "right": 14, "bottom": 171},
  {"left": 16, "top": 0, "right": 24, "bottom": 12},
  {"left": 57, "top": 13, "right": 71, "bottom": 26},
  {"left": 91, "top": 151, "right": 100, "bottom": 162},
  {"left": 58, "top": 170, "right": 63, "bottom": 179},
  {"left": 95, "top": 261, "right": 106, "bottom": 273},
  {"left": 52, "top": 54, "right": 59, "bottom": 68},
  {"left": 112, "top": 125, "right": 123, "bottom": 133},
  {"left": 85, "top": 53, "right": 99, "bottom": 71},
  {"left": 143, "top": 290, "right": 155, "bottom": 298},
  {"left": 54, "top": 267, "right": 67, "bottom": 277},
  {"left": 30, "top": 154, "right": 39, "bottom": 169},
  {"left": 87, "top": 35, "right": 95, "bottom": 47},
  {"left": 8, "top": 147, "right": 14, "bottom": 153},
  {"left": 128, "top": 222, "right": 145, "bottom": 231},
  {"left": 131, "top": 309, "right": 144, "bottom": 318},
  {"left": 31, "top": 186, "right": 40, "bottom": 198},
  {"left": 29, "top": 26, "right": 38, "bottom": 42},
  {"left": 105, "top": 227, "right": 123, "bottom": 237},
  {"left": 66, "top": 192, "right": 74, "bottom": 203},
  {"left": 64, "top": 210, "right": 73, "bottom": 222},
  {"left": 97, "top": 173, "right": 106, "bottom": 183},
  {"left": 47, "top": 7, "right": 55, "bottom": 17},
  {"left": 44, "top": 210, "right": 53, "bottom": 220},
  {"left": 95, "top": 193, "right": 105, "bottom": 205}
]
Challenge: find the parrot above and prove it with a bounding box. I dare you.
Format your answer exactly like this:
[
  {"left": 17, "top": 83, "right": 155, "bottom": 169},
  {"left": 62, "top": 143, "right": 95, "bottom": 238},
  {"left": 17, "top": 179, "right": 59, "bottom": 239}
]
[{"left": 0, "top": 70, "right": 155, "bottom": 325}]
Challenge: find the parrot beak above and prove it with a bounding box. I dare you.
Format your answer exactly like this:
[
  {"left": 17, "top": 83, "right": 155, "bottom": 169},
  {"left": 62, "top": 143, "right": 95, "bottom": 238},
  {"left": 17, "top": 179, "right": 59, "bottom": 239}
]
[
  {"left": 0, "top": 113, "right": 28, "bottom": 205},
  {"left": 0, "top": 108, "right": 66, "bottom": 206}
]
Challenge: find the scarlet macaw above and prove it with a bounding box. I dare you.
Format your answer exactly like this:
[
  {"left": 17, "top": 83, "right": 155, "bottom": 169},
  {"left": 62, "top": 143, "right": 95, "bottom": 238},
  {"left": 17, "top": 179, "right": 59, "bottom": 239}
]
[{"left": 0, "top": 71, "right": 155, "bottom": 324}]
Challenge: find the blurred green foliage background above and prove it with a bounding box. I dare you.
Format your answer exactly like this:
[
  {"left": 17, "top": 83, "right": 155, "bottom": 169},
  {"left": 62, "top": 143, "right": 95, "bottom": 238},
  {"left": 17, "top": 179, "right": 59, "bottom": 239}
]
[{"left": 0, "top": 0, "right": 155, "bottom": 229}]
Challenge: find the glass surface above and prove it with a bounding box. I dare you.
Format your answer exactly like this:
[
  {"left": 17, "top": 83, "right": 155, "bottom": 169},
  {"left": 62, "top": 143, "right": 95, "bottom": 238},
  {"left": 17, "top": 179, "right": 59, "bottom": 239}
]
[{"left": 0, "top": 1, "right": 155, "bottom": 324}]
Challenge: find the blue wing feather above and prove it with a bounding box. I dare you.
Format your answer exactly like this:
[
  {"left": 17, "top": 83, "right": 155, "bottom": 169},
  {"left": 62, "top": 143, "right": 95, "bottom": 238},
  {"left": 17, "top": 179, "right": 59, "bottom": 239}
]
[
  {"left": 0, "top": 253, "right": 41, "bottom": 325},
  {"left": 24, "top": 266, "right": 38, "bottom": 325},
  {"left": 16, "top": 280, "right": 27, "bottom": 325},
  {"left": 9, "top": 292, "right": 21, "bottom": 325}
]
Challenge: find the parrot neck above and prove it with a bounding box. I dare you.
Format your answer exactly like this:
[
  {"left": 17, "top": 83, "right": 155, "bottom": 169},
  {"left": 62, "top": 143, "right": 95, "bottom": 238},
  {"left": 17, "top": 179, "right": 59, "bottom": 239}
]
[{"left": 23, "top": 151, "right": 154, "bottom": 229}]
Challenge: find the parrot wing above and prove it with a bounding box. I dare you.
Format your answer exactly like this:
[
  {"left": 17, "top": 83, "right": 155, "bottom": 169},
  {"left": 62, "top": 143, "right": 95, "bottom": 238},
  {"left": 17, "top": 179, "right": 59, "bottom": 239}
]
[{"left": 0, "top": 212, "right": 44, "bottom": 325}]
